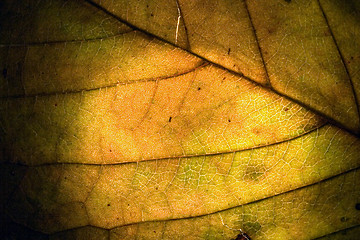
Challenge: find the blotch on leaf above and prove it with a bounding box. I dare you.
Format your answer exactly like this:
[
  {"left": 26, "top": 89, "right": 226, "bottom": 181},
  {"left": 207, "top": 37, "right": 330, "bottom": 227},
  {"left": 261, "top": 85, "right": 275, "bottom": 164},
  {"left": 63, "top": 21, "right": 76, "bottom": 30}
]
[{"left": 232, "top": 232, "right": 251, "bottom": 240}]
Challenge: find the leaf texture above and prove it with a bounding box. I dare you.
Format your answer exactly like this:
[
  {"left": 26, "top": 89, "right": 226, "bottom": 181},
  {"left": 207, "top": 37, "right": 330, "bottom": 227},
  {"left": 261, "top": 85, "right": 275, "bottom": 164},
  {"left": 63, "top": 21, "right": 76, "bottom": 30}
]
[{"left": 0, "top": 0, "right": 359, "bottom": 239}]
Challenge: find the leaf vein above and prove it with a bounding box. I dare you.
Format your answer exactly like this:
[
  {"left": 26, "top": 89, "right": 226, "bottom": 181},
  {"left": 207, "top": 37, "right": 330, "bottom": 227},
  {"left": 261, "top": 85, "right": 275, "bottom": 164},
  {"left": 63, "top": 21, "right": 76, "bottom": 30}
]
[
  {"left": 317, "top": 0, "right": 360, "bottom": 126},
  {"left": 7, "top": 122, "right": 327, "bottom": 167}
]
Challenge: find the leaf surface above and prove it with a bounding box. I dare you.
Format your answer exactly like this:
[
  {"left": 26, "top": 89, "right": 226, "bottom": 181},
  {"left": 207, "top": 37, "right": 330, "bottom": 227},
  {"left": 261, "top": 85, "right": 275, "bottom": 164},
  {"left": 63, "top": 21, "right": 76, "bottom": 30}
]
[{"left": 0, "top": 0, "right": 359, "bottom": 239}]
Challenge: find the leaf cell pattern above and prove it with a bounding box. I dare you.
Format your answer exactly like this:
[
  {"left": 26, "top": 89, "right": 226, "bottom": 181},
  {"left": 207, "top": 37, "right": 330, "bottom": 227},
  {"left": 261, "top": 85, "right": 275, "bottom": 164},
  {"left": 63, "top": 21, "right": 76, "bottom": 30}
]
[{"left": 0, "top": 0, "right": 359, "bottom": 239}]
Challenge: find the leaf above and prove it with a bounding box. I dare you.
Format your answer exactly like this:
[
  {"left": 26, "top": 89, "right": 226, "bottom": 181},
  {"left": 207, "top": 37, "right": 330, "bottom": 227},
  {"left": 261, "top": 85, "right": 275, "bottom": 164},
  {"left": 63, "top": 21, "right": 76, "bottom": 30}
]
[{"left": 0, "top": 0, "right": 359, "bottom": 239}]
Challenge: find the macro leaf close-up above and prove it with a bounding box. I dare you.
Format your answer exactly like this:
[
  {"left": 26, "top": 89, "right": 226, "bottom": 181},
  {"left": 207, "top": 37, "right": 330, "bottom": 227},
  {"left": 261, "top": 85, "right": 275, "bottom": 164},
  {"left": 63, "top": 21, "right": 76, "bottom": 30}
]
[{"left": 0, "top": 0, "right": 360, "bottom": 239}]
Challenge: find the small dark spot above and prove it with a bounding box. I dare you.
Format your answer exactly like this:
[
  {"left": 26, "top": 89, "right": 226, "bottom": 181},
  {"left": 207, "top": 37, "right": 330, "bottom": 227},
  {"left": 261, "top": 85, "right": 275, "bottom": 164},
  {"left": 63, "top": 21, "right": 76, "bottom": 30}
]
[
  {"left": 228, "top": 119, "right": 231, "bottom": 122},
  {"left": 109, "top": 149, "right": 112, "bottom": 152},
  {"left": 233, "top": 64, "right": 236, "bottom": 67},
  {"left": 41, "top": 72, "right": 44, "bottom": 75},
  {"left": 155, "top": 187, "right": 158, "bottom": 190},
  {"left": 128, "top": 204, "right": 130, "bottom": 206},
  {"left": 284, "top": 107, "right": 289, "bottom": 111},
  {"left": 107, "top": 203, "right": 111, "bottom": 207},
  {"left": 355, "top": 203, "right": 360, "bottom": 210},
  {"left": 116, "top": 217, "right": 119, "bottom": 220},
  {"left": 153, "top": 231, "right": 156, "bottom": 233},
  {"left": 223, "top": 77, "right": 226, "bottom": 80},
  {"left": 64, "top": 176, "right": 67, "bottom": 180},
  {"left": 150, "top": 13, "right": 154, "bottom": 17},
  {"left": 54, "top": 103, "right": 57, "bottom": 107},
  {"left": 340, "top": 217, "right": 349, "bottom": 222},
  {"left": 284, "top": 0, "right": 291, "bottom": 3},
  {"left": 228, "top": 48, "right": 231, "bottom": 55},
  {"left": 253, "top": 128, "right": 261, "bottom": 135},
  {"left": 2, "top": 68, "right": 7, "bottom": 78},
  {"left": 323, "top": 30, "right": 331, "bottom": 36},
  {"left": 233, "top": 233, "right": 251, "bottom": 240},
  {"left": 168, "top": 116, "right": 172, "bottom": 122},
  {"left": 198, "top": 87, "right": 201, "bottom": 91},
  {"left": 351, "top": 56, "right": 354, "bottom": 60},
  {"left": 146, "top": 4, "right": 149, "bottom": 7}
]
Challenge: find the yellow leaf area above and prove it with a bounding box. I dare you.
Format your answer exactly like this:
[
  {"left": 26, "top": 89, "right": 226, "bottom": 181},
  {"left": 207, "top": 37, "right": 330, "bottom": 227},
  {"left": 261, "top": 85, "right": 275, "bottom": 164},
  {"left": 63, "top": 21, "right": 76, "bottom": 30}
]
[
  {"left": 0, "top": 0, "right": 359, "bottom": 239},
  {"left": 94, "top": 0, "right": 360, "bottom": 133}
]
